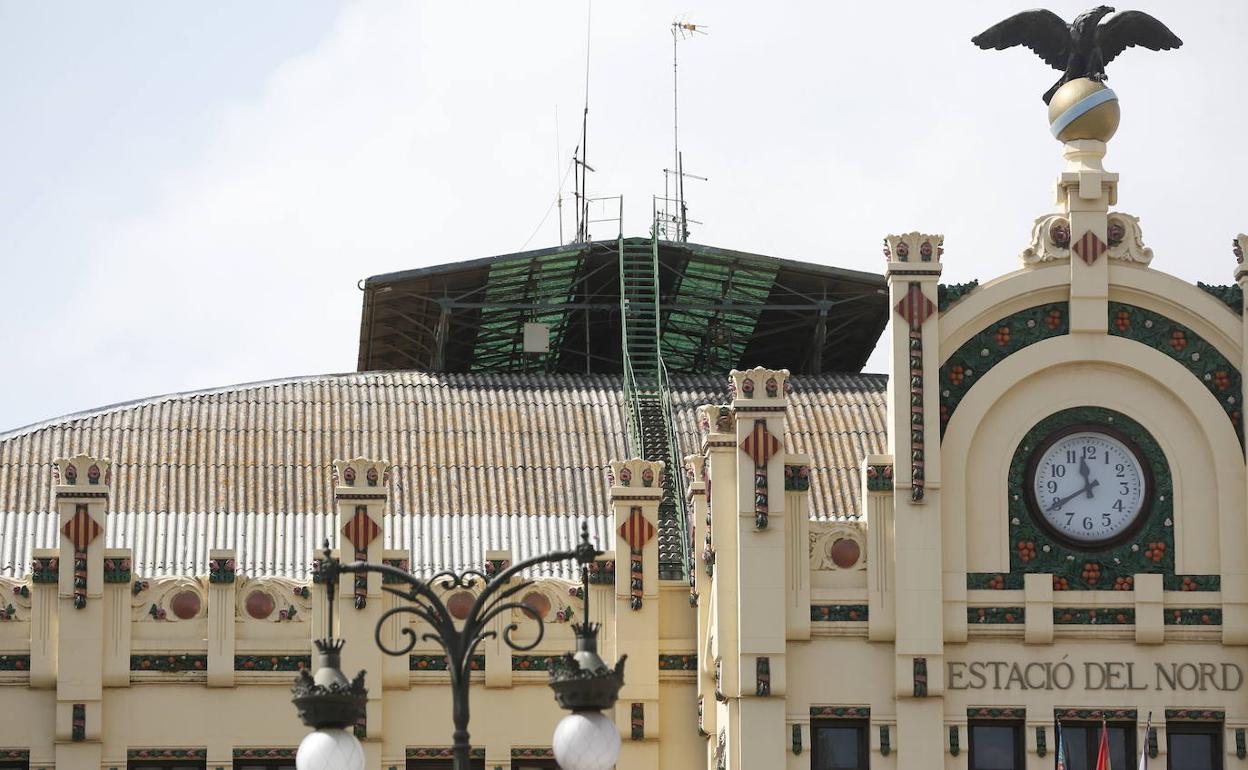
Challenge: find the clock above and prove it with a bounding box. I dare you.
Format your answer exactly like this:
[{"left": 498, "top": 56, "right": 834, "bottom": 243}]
[{"left": 1026, "top": 425, "right": 1152, "bottom": 549}]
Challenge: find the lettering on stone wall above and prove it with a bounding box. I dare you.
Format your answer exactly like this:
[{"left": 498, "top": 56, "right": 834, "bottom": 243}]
[{"left": 947, "top": 660, "right": 1243, "bottom": 692}]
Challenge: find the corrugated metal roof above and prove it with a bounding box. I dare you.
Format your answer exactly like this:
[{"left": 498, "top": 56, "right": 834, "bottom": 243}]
[{"left": 0, "top": 370, "right": 886, "bottom": 578}]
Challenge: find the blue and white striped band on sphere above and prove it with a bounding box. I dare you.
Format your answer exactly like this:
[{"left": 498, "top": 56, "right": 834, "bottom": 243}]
[{"left": 1050, "top": 87, "right": 1118, "bottom": 138}]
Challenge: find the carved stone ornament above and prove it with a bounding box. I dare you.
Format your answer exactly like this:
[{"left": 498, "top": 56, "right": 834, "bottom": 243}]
[
  {"left": 1233, "top": 234, "right": 1247, "bottom": 265},
  {"left": 684, "top": 454, "right": 706, "bottom": 487},
  {"left": 132, "top": 576, "right": 206, "bottom": 622},
  {"left": 609, "top": 459, "right": 664, "bottom": 491},
  {"left": 697, "top": 404, "right": 735, "bottom": 435},
  {"left": 809, "top": 522, "right": 867, "bottom": 571},
  {"left": 332, "top": 458, "right": 389, "bottom": 489},
  {"left": 1106, "top": 212, "right": 1152, "bottom": 264},
  {"left": 235, "top": 576, "right": 313, "bottom": 622},
  {"left": 54, "top": 454, "right": 111, "bottom": 486},
  {"left": 0, "top": 577, "right": 32, "bottom": 621},
  {"left": 883, "top": 232, "right": 944, "bottom": 264},
  {"left": 1021, "top": 213, "right": 1072, "bottom": 264},
  {"left": 729, "top": 367, "right": 790, "bottom": 403}
]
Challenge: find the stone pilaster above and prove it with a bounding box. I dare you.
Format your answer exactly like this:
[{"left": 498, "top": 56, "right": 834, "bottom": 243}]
[
  {"left": 206, "top": 548, "right": 236, "bottom": 687},
  {"left": 728, "top": 367, "right": 790, "bottom": 770},
  {"left": 783, "top": 453, "right": 811, "bottom": 642},
  {"left": 609, "top": 458, "right": 663, "bottom": 768},
  {"left": 863, "top": 454, "right": 896, "bottom": 642},
  {"left": 482, "top": 548, "right": 513, "bottom": 690},
  {"left": 698, "top": 404, "right": 737, "bottom": 752},
  {"left": 1057, "top": 139, "right": 1117, "bottom": 333},
  {"left": 332, "top": 457, "right": 389, "bottom": 745},
  {"left": 884, "top": 233, "right": 946, "bottom": 760},
  {"left": 52, "top": 454, "right": 109, "bottom": 764},
  {"left": 101, "top": 548, "right": 132, "bottom": 687}
]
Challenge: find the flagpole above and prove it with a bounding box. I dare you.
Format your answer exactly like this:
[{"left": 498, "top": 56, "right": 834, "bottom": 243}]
[{"left": 1138, "top": 711, "right": 1152, "bottom": 770}]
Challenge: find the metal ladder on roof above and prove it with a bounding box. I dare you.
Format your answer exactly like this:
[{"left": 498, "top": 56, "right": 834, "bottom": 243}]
[{"left": 619, "top": 236, "right": 691, "bottom": 581}]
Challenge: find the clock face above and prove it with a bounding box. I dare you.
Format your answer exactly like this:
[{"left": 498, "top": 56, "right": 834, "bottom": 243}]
[{"left": 1027, "top": 427, "right": 1150, "bottom": 549}]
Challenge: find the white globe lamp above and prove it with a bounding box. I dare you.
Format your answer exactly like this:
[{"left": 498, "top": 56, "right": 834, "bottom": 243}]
[
  {"left": 552, "top": 711, "right": 621, "bottom": 770},
  {"left": 297, "top": 728, "right": 365, "bottom": 770}
]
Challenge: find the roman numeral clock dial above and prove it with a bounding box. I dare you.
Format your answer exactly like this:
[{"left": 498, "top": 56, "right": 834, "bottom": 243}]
[{"left": 1027, "top": 428, "right": 1150, "bottom": 548}]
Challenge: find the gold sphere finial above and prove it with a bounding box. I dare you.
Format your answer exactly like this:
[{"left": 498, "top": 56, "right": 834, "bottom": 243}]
[{"left": 1047, "top": 78, "right": 1120, "bottom": 143}]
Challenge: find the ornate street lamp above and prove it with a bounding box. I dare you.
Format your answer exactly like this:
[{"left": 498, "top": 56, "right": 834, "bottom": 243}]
[{"left": 291, "top": 522, "right": 624, "bottom": 770}]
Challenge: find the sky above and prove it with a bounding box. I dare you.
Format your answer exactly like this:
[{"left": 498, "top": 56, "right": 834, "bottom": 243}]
[{"left": 1, "top": 1, "right": 1246, "bottom": 432}]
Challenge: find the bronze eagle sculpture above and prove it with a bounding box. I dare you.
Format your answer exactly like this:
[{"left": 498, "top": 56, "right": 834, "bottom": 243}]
[{"left": 971, "top": 6, "right": 1182, "bottom": 103}]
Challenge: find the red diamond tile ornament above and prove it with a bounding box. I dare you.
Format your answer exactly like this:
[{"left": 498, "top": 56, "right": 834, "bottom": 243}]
[
  {"left": 62, "top": 506, "right": 101, "bottom": 550},
  {"left": 740, "top": 419, "right": 782, "bottom": 466},
  {"left": 342, "top": 506, "right": 381, "bottom": 550},
  {"left": 1072, "top": 229, "right": 1107, "bottom": 266},
  {"left": 619, "top": 506, "right": 656, "bottom": 552},
  {"left": 895, "top": 283, "right": 935, "bottom": 329}
]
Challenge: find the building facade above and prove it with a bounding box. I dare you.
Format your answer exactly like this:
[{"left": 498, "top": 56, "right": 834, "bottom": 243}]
[{"left": 2, "top": 104, "right": 1248, "bottom": 770}]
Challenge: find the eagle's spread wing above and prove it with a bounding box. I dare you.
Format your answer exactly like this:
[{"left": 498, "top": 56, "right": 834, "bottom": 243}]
[
  {"left": 971, "top": 9, "right": 1070, "bottom": 71},
  {"left": 1097, "top": 11, "right": 1182, "bottom": 65}
]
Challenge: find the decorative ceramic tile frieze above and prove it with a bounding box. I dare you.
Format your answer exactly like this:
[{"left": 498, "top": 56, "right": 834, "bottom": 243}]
[
  {"left": 1036, "top": 726, "right": 1046, "bottom": 757},
  {"left": 967, "top": 607, "right": 1025, "bottom": 624},
  {"left": 103, "top": 557, "right": 131, "bottom": 583},
  {"left": 784, "top": 464, "right": 811, "bottom": 491},
  {"left": 1164, "top": 574, "right": 1220, "bottom": 591},
  {"left": 913, "top": 657, "right": 928, "bottom": 697},
  {"left": 1052, "top": 607, "right": 1134, "bottom": 625},
  {"left": 1164, "top": 608, "right": 1222, "bottom": 625},
  {"left": 792, "top": 724, "right": 802, "bottom": 755},
  {"left": 411, "top": 655, "right": 484, "bottom": 672},
  {"left": 631, "top": 703, "right": 645, "bottom": 740},
  {"left": 938, "top": 280, "right": 980, "bottom": 312},
  {"left": 756, "top": 657, "right": 771, "bottom": 696},
  {"left": 31, "top": 557, "right": 58, "bottom": 584},
  {"left": 234, "top": 655, "right": 310, "bottom": 672},
  {"left": 407, "top": 747, "right": 486, "bottom": 760},
  {"left": 382, "top": 557, "right": 410, "bottom": 584},
  {"left": 234, "top": 748, "right": 297, "bottom": 760},
  {"left": 966, "top": 572, "right": 1023, "bottom": 590},
  {"left": 968, "top": 707, "right": 1024, "bottom": 720},
  {"left": 658, "top": 654, "right": 697, "bottom": 671},
  {"left": 71, "top": 703, "right": 84, "bottom": 742},
  {"left": 586, "top": 559, "right": 615, "bottom": 585},
  {"left": 1107, "top": 302, "right": 1243, "bottom": 446},
  {"left": 865, "top": 463, "right": 893, "bottom": 493},
  {"left": 511, "top": 655, "right": 558, "bottom": 671},
  {"left": 0, "top": 655, "right": 29, "bottom": 671},
  {"left": 511, "top": 747, "right": 555, "bottom": 760},
  {"left": 810, "top": 604, "right": 868, "bottom": 622},
  {"left": 940, "top": 302, "right": 1069, "bottom": 436},
  {"left": 208, "top": 557, "right": 235, "bottom": 584},
  {"left": 128, "top": 749, "right": 206, "bottom": 760},
  {"left": 810, "top": 706, "right": 870, "bottom": 719},
  {"left": 1164, "top": 709, "right": 1224, "bottom": 721},
  {"left": 1055, "top": 708, "right": 1137, "bottom": 721},
  {"left": 1197, "top": 282, "right": 1242, "bottom": 313},
  {"left": 129, "top": 654, "right": 207, "bottom": 672},
  {"left": 950, "top": 726, "right": 960, "bottom": 756},
  {"left": 880, "top": 725, "right": 891, "bottom": 756}
]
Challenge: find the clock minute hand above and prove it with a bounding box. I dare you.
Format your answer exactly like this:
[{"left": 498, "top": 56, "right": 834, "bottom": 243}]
[{"left": 1047, "top": 479, "right": 1101, "bottom": 511}]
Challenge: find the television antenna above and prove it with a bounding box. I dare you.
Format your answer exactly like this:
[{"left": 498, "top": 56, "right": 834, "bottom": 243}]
[{"left": 656, "top": 19, "right": 708, "bottom": 242}]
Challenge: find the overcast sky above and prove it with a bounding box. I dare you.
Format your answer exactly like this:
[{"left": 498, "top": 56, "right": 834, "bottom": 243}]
[{"left": 1, "top": 1, "right": 1245, "bottom": 432}]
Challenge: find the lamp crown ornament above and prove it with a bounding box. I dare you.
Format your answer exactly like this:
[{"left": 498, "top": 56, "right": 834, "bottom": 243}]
[{"left": 291, "top": 638, "right": 367, "bottom": 730}]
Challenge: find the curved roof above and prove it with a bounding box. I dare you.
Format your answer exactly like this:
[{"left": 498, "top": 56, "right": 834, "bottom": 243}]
[
  {"left": 0, "top": 370, "right": 886, "bottom": 578},
  {"left": 357, "top": 239, "right": 888, "bottom": 376}
]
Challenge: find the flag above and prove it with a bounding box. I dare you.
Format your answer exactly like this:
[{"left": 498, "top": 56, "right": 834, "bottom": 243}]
[
  {"left": 1138, "top": 712, "right": 1152, "bottom": 770},
  {"left": 1095, "top": 719, "right": 1112, "bottom": 770},
  {"left": 1056, "top": 721, "right": 1068, "bottom": 770}
]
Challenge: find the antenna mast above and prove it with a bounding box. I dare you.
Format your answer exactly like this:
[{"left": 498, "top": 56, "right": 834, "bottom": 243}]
[{"left": 657, "top": 21, "right": 707, "bottom": 243}]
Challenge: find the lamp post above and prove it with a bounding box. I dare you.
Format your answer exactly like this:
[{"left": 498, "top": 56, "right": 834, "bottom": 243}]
[{"left": 291, "top": 522, "right": 625, "bottom": 770}]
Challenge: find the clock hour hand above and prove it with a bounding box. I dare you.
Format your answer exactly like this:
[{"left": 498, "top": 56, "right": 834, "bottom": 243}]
[
  {"left": 1079, "top": 456, "right": 1097, "bottom": 498},
  {"left": 1047, "top": 479, "right": 1101, "bottom": 511}
]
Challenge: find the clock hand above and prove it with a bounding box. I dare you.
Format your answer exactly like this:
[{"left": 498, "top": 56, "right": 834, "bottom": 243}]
[
  {"left": 1047, "top": 479, "right": 1101, "bottom": 511},
  {"left": 1078, "top": 457, "right": 1097, "bottom": 498}
]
